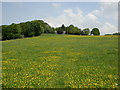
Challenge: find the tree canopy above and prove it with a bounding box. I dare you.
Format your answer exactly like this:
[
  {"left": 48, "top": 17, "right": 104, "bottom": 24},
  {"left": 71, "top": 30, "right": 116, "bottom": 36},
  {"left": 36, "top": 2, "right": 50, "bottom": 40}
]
[
  {"left": 81, "top": 28, "right": 90, "bottom": 35},
  {"left": 66, "top": 25, "right": 81, "bottom": 35},
  {"left": 2, "top": 20, "right": 54, "bottom": 40},
  {"left": 1, "top": 19, "right": 102, "bottom": 40},
  {"left": 91, "top": 28, "right": 100, "bottom": 35}
]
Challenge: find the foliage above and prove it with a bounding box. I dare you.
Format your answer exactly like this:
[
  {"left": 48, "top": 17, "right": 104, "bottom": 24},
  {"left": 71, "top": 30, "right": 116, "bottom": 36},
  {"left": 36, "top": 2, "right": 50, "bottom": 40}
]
[
  {"left": 81, "top": 28, "right": 90, "bottom": 35},
  {"left": 56, "top": 24, "right": 66, "bottom": 34},
  {"left": 2, "top": 24, "right": 22, "bottom": 40},
  {"left": 105, "top": 34, "right": 112, "bottom": 35},
  {"left": 42, "top": 23, "right": 55, "bottom": 34},
  {"left": 91, "top": 28, "right": 100, "bottom": 35},
  {"left": 20, "top": 20, "right": 44, "bottom": 37},
  {"left": 56, "top": 27, "right": 63, "bottom": 34},
  {"left": 2, "top": 20, "right": 53, "bottom": 40},
  {"left": 113, "top": 32, "right": 120, "bottom": 35},
  {"left": 61, "top": 24, "right": 66, "bottom": 31},
  {"left": 1, "top": 19, "right": 102, "bottom": 40},
  {"left": 66, "top": 25, "right": 81, "bottom": 35},
  {"left": 20, "top": 22, "right": 34, "bottom": 37}
]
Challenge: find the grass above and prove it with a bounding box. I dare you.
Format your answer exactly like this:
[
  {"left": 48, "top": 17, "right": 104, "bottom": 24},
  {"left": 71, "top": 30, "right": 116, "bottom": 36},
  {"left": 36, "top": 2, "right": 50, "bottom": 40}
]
[{"left": 2, "top": 34, "right": 118, "bottom": 88}]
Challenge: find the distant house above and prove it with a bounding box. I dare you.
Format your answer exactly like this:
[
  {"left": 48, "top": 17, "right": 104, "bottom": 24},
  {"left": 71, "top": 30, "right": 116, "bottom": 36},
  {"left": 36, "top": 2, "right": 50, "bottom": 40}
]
[
  {"left": 55, "top": 31, "right": 66, "bottom": 34},
  {"left": 55, "top": 31, "right": 57, "bottom": 34},
  {"left": 63, "top": 31, "right": 66, "bottom": 34}
]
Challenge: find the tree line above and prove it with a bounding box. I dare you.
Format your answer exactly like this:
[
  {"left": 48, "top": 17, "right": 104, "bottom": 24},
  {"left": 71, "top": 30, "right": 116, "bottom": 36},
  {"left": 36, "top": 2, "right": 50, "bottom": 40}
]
[
  {"left": 56, "top": 24, "right": 100, "bottom": 35},
  {"left": 1, "top": 20, "right": 54, "bottom": 40},
  {"left": 0, "top": 20, "right": 101, "bottom": 40}
]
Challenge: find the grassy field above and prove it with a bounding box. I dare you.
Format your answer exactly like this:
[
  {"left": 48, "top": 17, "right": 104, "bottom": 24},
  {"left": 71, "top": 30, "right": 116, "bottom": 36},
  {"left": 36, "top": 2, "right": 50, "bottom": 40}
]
[{"left": 2, "top": 34, "right": 118, "bottom": 88}]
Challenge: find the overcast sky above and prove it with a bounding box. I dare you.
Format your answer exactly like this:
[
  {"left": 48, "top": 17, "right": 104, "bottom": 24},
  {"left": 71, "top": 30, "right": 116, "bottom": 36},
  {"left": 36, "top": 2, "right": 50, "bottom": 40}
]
[{"left": 1, "top": 0, "right": 119, "bottom": 34}]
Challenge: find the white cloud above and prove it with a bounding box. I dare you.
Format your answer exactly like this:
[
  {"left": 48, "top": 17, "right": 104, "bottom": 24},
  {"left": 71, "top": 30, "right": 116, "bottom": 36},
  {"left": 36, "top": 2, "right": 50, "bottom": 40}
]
[
  {"left": 92, "top": 2, "right": 118, "bottom": 20},
  {"left": 91, "top": 2, "right": 118, "bottom": 34},
  {"left": 44, "top": 8, "right": 85, "bottom": 27},
  {"left": 44, "top": 8, "right": 100, "bottom": 28},
  {"left": 100, "top": 22, "right": 118, "bottom": 34},
  {"left": 44, "top": 7, "right": 118, "bottom": 35},
  {"left": 52, "top": 3, "right": 61, "bottom": 8},
  {"left": 86, "top": 13, "right": 97, "bottom": 20}
]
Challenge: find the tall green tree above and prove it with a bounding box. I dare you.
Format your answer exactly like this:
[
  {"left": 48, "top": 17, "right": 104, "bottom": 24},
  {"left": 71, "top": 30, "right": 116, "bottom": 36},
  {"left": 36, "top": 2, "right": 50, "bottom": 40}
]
[
  {"left": 56, "top": 24, "right": 66, "bottom": 34},
  {"left": 21, "top": 22, "right": 34, "bottom": 37},
  {"left": 20, "top": 20, "right": 44, "bottom": 37},
  {"left": 82, "top": 28, "right": 90, "bottom": 35},
  {"left": 91, "top": 28, "right": 100, "bottom": 35},
  {"left": 12, "top": 24, "right": 22, "bottom": 39},
  {"left": 2, "top": 23, "right": 22, "bottom": 40},
  {"left": 43, "top": 23, "right": 53, "bottom": 33},
  {"left": 61, "top": 24, "right": 66, "bottom": 31},
  {"left": 31, "top": 20, "right": 44, "bottom": 36},
  {"left": 56, "top": 27, "right": 63, "bottom": 34},
  {"left": 66, "top": 25, "right": 81, "bottom": 35}
]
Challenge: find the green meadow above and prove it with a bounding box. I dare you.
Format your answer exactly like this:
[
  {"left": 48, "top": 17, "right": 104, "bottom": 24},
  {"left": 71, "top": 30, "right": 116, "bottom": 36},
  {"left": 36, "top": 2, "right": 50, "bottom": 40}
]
[{"left": 2, "top": 34, "right": 118, "bottom": 88}]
